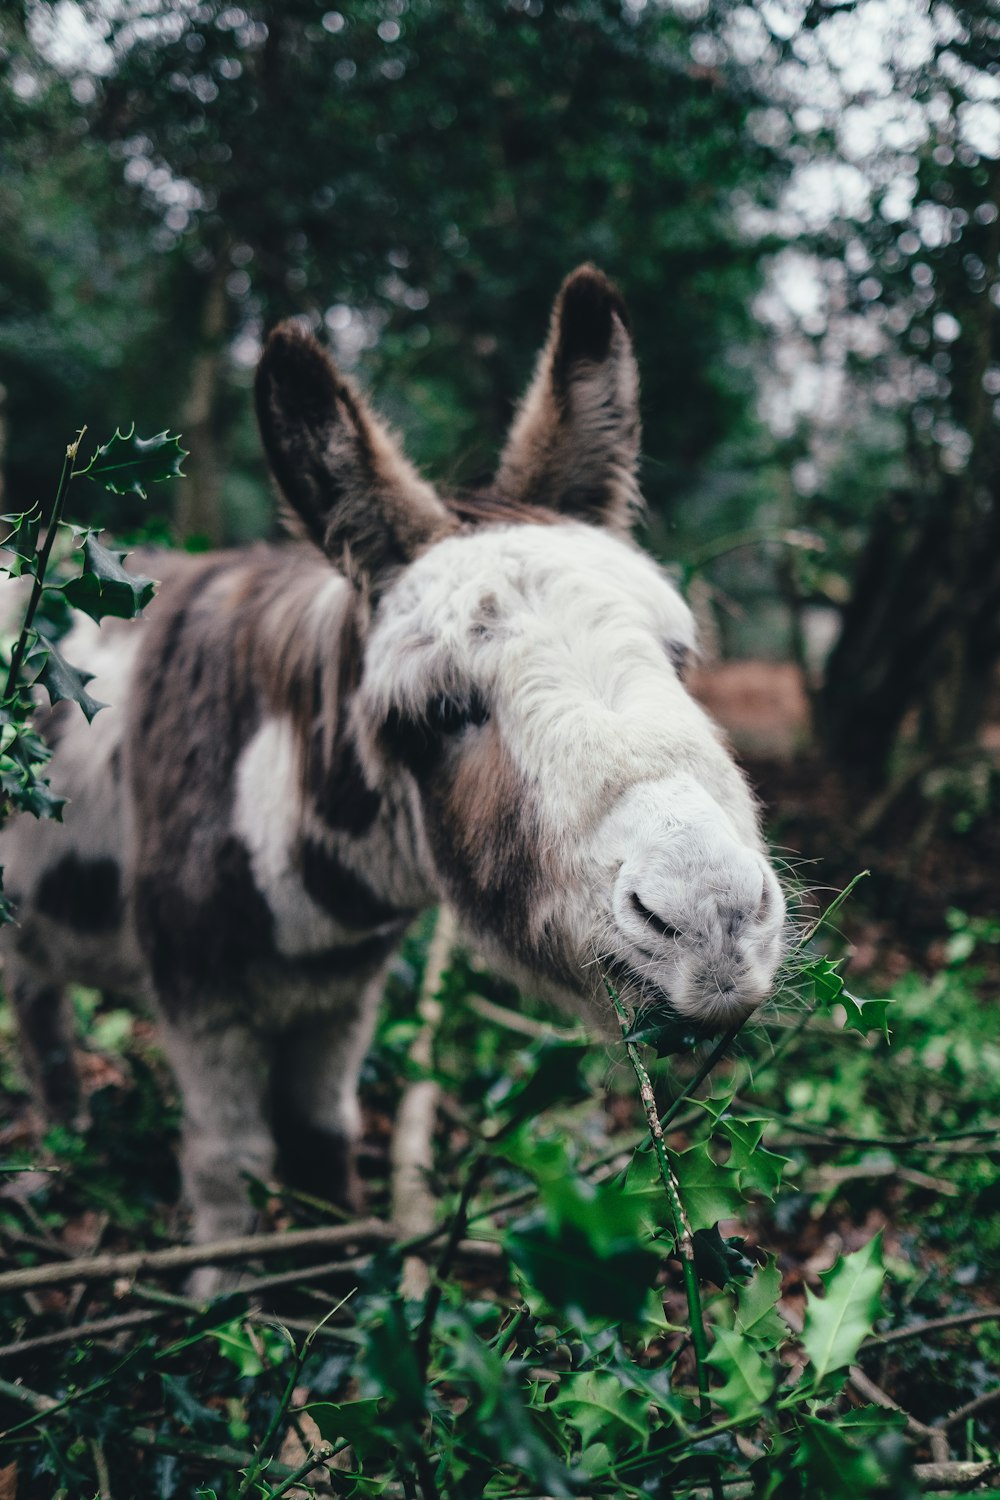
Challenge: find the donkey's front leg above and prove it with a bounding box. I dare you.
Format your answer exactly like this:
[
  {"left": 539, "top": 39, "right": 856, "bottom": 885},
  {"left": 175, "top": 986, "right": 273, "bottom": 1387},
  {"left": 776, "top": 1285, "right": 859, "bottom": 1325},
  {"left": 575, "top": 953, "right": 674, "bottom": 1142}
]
[
  {"left": 160, "top": 1017, "right": 276, "bottom": 1295},
  {"left": 271, "top": 973, "right": 387, "bottom": 1210}
]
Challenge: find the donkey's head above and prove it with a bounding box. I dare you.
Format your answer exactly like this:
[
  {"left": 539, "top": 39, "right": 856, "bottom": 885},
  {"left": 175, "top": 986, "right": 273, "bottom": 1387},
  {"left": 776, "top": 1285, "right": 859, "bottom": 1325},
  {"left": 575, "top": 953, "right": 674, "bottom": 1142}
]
[{"left": 255, "top": 267, "right": 786, "bottom": 1027}]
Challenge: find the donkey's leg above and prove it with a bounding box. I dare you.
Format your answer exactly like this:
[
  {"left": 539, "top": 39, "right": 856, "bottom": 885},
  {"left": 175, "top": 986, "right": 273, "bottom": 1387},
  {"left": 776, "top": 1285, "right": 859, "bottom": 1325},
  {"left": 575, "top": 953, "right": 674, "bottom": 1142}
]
[
  {"left": 7, "top": 957, "right": 80, "bottom": 1123},
  {"left": 160, "top": 1018, "right": 277, "bottom": 1294},
  {"left": 272, "top": 975, "right": 386, "bottom": 1211}
]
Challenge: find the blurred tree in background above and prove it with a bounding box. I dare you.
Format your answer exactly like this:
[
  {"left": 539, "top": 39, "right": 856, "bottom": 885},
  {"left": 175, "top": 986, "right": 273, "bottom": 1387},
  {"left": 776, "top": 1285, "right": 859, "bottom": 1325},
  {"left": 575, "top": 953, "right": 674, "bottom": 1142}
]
[
  {"left": 0, "top": 0, "right": 777, "bottom": 541},
  {"left": 2, "top": 0, "right": 999, "bottom": 810}
]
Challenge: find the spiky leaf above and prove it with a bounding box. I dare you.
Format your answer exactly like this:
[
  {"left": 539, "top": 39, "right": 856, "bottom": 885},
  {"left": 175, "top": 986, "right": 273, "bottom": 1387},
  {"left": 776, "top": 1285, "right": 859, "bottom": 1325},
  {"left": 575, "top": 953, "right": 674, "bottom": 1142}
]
[
  {"left": 77, "top": 426, "right": 187, "bottom": 498},
  {"left": 793, "top": 1412, "right": 895, "bottom": 1496},
  {"left": 716, "top": 1117, "right": 790, "bottom": 1200},
  {"left": 29, "top": 639, "right": 106, "bottom": 722},
  {"left": 548, "top": 1371, "right": 649, "bottom": 1450},
  {"left": 733, "top": 1261, "right": 789, "bottom": 1352},
  {"left": 840, "top": 987, "right": 893, "bottom": 1041},
  {"left": 0, "top": 505, "right": 42, "bottom": 577},
  {"left": 692, "top": 1226, "right": 754, "bottom": 1288},
  {"left": 801, "top": 1233, "right": 884, "bottom": 1385},
  {"left": 670, "top": 1144, "right": 743, "bottom": 1233},
  {"left": 706, "top": 1327, "right": 774, "bottom": 1421},
  {"left": 62, "top": 533, "right": 157, "bottom": 622},
  {"left": 306, "top": 1399, "right": 386, "bottom": 1459}
]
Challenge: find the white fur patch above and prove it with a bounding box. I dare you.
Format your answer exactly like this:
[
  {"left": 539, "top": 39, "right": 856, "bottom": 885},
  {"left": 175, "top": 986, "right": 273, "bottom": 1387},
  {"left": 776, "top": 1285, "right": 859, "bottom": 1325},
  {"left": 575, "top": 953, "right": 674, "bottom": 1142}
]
[{"left": 232, "top": 718, "right": 346, "bottom": 955}]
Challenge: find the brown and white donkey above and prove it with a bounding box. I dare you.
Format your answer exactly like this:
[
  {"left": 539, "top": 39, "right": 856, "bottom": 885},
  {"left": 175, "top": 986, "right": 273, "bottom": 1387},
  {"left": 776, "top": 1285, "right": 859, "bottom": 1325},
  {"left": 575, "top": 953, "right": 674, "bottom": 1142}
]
[{"left": 0, "top": 267, "right": 786, "bottom": 1267}]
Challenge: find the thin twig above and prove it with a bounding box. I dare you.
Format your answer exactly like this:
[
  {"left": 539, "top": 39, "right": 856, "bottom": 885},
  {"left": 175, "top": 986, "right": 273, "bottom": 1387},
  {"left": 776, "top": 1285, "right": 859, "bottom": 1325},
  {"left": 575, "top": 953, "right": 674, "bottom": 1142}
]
[
  {"left": 941, "top": 1385, "right": 1000, "bottom": 1431},
  {"left": 264, "top": 1441, "right": 348, "bottom": 1499},
  {"left": 604, "top": 977, "right": 724, "bottom": 1500}
]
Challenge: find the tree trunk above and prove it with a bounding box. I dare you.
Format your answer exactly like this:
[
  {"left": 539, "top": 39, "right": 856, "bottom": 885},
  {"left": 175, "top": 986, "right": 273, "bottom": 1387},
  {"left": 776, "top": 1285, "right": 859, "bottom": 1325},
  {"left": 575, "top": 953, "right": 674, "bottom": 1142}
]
[
  {"left": 820, "top": 186, "right": 1000, "bottom": 795},
  {"left": 176, "top": 266, "right": 228, "bottom": 546}
]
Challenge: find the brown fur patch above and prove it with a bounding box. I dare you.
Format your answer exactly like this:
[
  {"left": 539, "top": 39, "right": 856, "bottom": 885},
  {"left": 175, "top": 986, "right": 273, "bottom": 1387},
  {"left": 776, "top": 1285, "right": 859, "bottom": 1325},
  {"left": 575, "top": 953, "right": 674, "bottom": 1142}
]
[
  {"left": 255, "top": 324, "right": 456, "bottom": 586},
  {"left": 416, "top": 725, "right": 572, "bottom": 987}
]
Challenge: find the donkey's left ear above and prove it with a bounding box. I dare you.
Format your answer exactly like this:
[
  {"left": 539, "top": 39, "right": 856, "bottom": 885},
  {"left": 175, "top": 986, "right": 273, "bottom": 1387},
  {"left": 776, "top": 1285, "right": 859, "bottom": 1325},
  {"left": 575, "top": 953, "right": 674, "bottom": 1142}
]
[
  {"left": 255, "top": 322, "right": 454, "bottom": 587},
  {"left": 495, "top": 265, "right": 641, "bottom": 533}
]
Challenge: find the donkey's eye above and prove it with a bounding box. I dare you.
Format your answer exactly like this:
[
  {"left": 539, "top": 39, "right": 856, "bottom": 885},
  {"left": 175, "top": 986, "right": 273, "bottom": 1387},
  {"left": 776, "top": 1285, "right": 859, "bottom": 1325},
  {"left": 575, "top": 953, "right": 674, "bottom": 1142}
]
[
  {"left": 381, "top": 692, "right": 490, "bottom": 774},
  {"left": 426, "top": 692, "right": 490, "bottom": 735}
]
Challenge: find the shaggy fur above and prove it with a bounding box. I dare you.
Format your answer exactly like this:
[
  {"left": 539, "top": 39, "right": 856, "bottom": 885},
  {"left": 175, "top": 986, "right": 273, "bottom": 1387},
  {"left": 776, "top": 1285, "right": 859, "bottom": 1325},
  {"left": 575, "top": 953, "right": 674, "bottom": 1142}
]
[{"left": 0, "top": 266, "right": 786, "bottom": 1274}]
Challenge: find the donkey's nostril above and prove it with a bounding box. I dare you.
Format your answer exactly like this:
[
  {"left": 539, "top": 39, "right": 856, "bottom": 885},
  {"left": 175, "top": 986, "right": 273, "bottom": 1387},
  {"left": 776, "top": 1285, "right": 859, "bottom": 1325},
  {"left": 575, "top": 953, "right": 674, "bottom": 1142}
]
[{"left": 630, "top": 892, "right": 680, "bottom": 943}]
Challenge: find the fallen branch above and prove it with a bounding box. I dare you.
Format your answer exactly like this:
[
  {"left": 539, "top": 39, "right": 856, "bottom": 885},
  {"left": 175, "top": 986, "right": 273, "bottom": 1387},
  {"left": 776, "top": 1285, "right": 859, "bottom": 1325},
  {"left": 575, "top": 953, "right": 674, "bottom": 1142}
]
[
  {"left": 912, "top": 1459, "right": 999, "bottom": 1491},
  {"left": 861, "top": 1306, "right": 1000, "bottom": 1351},
  {"left": 941, "top": 1385, "right": 1000, "bottom": 1431},
  {"left": 0, "top": 1218, "right": 394, "bottom": 1297}
]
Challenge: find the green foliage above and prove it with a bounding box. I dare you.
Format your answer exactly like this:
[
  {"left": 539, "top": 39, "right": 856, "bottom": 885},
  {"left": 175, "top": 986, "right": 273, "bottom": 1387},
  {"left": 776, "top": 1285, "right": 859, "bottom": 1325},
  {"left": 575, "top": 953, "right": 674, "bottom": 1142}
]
[
  {"left": 801, "top": 1235, "right": 885, "bottom": 1387},
  {"left": 0, "top": 426, "right": 176, "bottom": 844},
  {"left": 2, "top": 887, "right": 998, "bottom": 1497}
]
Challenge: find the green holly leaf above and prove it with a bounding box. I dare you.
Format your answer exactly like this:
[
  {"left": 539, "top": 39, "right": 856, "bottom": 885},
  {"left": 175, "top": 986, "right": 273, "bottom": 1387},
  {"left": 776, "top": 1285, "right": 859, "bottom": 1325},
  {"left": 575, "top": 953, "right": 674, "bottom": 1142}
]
[
  {"left": 548, "top": 1370, "right": 649, "bottom": 1450},
  {"left": 840, "top": 988, "right": 893, "bottom": 1041},
  {"left": 28, "top": 638, "right": 106, "bottom": 722},
  {"left": 485, "top": 1037, "right": 591, "bottom": 1123},
  {"left": 809, "top": 957, "right": 846, "bottom": 1009},
  {"left": 0, "top": 504, "right": 42, "bottom": 576},
  {"left": 670, "top": 1144, "right": 743, "bottom": 1233},
  {"left": 503, "top": 1132, "right": 659, "bottom": 1322},
  {"left": 793, "top": 1412, "right": 890, "bottom": 1495},
  {"left": 706, "top": 1326, "right": 774, "bottom": 1422},
  {"left": 692, "top": 1226, "right": 754, "bottom": 1288},
  {"left": 305, "top": 1399, "right": 386, "bottom": 1459},
  {"left": 0, "top": 872, "right": 14, "bottom": 926},
  {"left": 77, "top": 426, "right": 187, "bottom": 498},
  {"left": 623, "top": 1004, "right": 718, "bottom": 1056},
  {"left": 733, "top": 1261, "right": 789, "bottom": 1352},
  {"left": 802, "top": 1233, "right": 884, "bottom": 1386},
  {"left": 716, "top": 1117, "right": 790, "bottom": 1201},
  {"left": 62, "top": 533, "right": 157, "bottom": 622}
]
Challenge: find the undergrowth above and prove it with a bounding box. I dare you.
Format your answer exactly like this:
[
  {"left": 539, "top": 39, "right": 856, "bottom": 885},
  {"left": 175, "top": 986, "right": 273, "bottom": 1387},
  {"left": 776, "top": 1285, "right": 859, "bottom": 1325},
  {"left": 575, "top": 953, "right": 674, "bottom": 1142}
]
[{"left": 0, "top": 907, "right": 997, "bottom": 1498}]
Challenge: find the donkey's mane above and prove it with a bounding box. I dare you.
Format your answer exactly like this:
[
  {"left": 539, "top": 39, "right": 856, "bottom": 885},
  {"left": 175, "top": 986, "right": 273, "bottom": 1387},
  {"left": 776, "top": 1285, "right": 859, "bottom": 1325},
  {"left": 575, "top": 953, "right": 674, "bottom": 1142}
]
[{"left": 445, "top": 489, "right": 561, "bottom": 528}]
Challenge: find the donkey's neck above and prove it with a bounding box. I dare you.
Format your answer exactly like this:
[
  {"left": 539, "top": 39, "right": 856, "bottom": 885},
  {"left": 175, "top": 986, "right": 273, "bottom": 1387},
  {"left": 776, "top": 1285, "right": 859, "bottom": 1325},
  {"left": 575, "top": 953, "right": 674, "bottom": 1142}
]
[{"left": 232, "top": 552, "right": 438, "bottom": 956}]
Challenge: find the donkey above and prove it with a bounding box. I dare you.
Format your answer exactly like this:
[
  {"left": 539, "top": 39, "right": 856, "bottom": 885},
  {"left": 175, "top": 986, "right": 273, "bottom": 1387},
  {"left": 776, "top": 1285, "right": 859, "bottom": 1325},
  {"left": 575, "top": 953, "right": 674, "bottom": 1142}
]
[{"left": 0, "top": 266, "right": 786, "bottom": 1268}]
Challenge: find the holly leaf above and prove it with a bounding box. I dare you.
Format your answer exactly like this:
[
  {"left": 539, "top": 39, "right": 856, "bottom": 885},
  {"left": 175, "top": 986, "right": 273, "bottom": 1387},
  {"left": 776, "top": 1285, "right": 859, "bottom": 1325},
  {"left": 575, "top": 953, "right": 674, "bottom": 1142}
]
[
  {"left": 623, "top": 1005, "right": 718, "bottom": 1056},
  {"left": 793, "top": 1412, "right": 890, "bottom": 1495},
  {"left": 305, "top": 1399, "right": 387, "bottom": 1459},
  {"left": 706, "top": 1327, "right": 774, "bottom": 1422},
  {"left": 485, "top": 1037, "right": 591, "bottom": 1123},
  {"left": 62, "top": 533, "right": 157, "bottom": 622},
  {"left": 28, "top": 638, "right": 106, "bottom": 722},
  {"left": 809, "top": 957, "right": 846, "bottom": 1009},
  {"left": 692, "top": 1226, "right": 754, "bottom": 1288},
  {"left": 802, "top": 1233, "right": 884, "bottom": 1385},
  {"left": 716, "top": 1117, "right": 789, "bottom": 1201},
  {"left": 670, "top": 1144, "right": 743, "bottom": 1233},
  {"left": 77, "top": 426, "right": 187, "bottom": 498},
  {"left": 733, "top": 1261, "right": 789, "bottom": 1352},
  {"left": 503, "top": 1133, "right": 659, "bottom": 1322},
  {"left": 840, "top": 988, "right": 893, "bottom": 1041},
  {"left": 548, "top": 1371, "right": 649, "bottom": 1451},
  {"left": 0, "top": 504, "right": 42, "bottom": 576}
]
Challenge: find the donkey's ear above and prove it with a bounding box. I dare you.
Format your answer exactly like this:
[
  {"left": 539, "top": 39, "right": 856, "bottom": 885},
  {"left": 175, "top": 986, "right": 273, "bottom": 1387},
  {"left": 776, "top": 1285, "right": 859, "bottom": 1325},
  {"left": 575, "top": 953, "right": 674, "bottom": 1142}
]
[
  {"left": 495, "top": 265, "right": 641, "bottom": 533},
  {"left": 255, "top": 323, "right": 454, "bottom": 584}
]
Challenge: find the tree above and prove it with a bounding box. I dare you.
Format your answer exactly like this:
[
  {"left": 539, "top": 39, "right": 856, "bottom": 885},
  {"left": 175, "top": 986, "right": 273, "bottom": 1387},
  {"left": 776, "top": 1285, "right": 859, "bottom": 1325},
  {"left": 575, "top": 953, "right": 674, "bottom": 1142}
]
[{"left": 2, "top": 0, "right": 782, "bottom": 544}]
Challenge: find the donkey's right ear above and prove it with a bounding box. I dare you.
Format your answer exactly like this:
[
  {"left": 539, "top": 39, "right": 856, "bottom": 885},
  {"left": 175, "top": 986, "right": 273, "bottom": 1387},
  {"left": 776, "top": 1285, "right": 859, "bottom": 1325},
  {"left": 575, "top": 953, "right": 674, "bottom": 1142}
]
[{"left": 255, "top": 323, "right": 454, "bottom": 585}]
